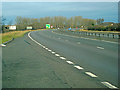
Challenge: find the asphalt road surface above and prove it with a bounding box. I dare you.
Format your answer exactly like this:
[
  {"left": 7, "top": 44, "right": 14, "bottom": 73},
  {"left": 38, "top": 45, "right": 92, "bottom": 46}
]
[{"left": 2, "top": 30, "right": 119, "bottom": 88}]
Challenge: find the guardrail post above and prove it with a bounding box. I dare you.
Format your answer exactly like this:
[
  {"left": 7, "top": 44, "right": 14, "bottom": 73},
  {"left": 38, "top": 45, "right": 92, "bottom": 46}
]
[
  {"left": 103, "top": 34, "right": 104, "bottom": 37},
  {"left": 113, "top": 34, "right": 114, "bottom": 38},
  {"left": 89, "top": 33, "right": 91, "bottom": 36},
  {"left": 95, "top": 33, "right": 96, "bottom": 36},
  {"left": 118, "top": 35, "right": 120, "bottom": 39},
  {"left": 84, "top": 32, "right": 86, "bottom": 35},
  {"left": 107, "top": 34, "right": 109, "bottom": 38},
  {"left": 88, "top": 33, "right": 90, "bottom": 36},
  {"left": 99, "top": 33, "right": 100, "bottom": 37}
]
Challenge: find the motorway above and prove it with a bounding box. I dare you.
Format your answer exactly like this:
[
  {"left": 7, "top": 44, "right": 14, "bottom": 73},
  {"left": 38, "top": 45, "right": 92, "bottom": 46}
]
[{"left": 2, "top": 30, "right": 119, "bottom": 88}]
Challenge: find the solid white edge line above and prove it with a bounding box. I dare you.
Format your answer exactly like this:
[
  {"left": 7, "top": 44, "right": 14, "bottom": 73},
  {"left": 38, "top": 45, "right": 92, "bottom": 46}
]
[
  {"left": 28, "top": 32, "right": 118, "bottom": 89},
  {"left": 74, "top": 65, "right": 84, "bottom": 70},
  {"left": 60, "top": 57, "right": 66, "bottom": 60},
  {"left": 28, "top": 32, "right": 42, "bottom": 46},
  {"left": 101, "top": 82, "right": 118, "bottom": 89},
  {"left": 66, "top": 61, "right": 74, "bottom": 64},
  {"left": 85, "top": 72, "right": 98, "bottom": 78}
]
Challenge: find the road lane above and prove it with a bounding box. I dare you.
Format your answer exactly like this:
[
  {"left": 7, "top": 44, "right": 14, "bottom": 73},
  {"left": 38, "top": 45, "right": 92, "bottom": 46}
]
[
  {"left": 31, "top": 30, "right": 118, "bottom": 87},
  {"left": 2, "top": 32, "right": 106, "bottom": 88}
]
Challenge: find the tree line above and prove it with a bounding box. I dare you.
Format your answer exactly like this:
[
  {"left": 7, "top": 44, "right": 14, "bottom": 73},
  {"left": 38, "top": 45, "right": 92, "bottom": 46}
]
[
  {"left": 87, "top": 24, "right": 119, "bottom": 31},
  {"left": 15, "top": 16, "right": 96, "bottom": 30},
  {"left": 1, "top": 16, "right": 119, "bottom": 32}
]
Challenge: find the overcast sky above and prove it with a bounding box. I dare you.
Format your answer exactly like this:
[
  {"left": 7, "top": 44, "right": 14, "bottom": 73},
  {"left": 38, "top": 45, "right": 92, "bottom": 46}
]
[{"left": 2, "top": 2, "right": 118, "bottom": 24}]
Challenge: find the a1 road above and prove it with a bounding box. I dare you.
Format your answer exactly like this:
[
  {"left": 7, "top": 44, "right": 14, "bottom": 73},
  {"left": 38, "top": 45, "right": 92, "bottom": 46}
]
[{"left": 2, "top": 30, "right": 118, "bottom": 88}]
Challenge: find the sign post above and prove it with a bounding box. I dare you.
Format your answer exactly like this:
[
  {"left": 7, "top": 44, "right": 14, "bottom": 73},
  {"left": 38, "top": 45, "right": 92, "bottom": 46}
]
[{"left": 46, "top": 24, "right": 50, "bottom": 29}]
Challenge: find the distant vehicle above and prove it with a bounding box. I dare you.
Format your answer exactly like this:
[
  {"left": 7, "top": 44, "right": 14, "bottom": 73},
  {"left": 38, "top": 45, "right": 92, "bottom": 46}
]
[{"left": 68, "top": 28, "right": 71, "bottom": 30}]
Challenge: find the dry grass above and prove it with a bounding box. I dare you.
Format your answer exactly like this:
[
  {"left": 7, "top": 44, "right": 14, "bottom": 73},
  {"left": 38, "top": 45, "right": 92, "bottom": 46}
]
[{"left": 0, "top": 30, "right": 32, "bottom": 44}]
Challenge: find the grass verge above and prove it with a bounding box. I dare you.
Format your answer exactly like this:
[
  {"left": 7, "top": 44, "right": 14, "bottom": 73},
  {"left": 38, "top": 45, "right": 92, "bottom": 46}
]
[{"left": 0, "top": 30, "right": 32, "bottom": 44}]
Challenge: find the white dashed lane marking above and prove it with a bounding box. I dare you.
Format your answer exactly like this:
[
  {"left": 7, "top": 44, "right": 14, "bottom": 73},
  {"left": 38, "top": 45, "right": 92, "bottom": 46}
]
[
  {"left": 52, "top": 31, "right": 118, "bottom": 44},
  {"left": 48, "top": 49, "right": 52, "bottom": 52},
  {"left": 85, "top": 72, "right": 98, "bottom": 78},
  {"left": 55, "top": 54, "right": 60, "bottom": 57},
  {"left": 42, "top": 46, "right": 46, "bottom": 48},
  {"left": 51, "top": 52, "right": 55, "bottom": 54},
  {"left": 101, "top": 82, "right": 118, "bottom": 89},
  {"left": 97, "top": 46, "right": 104, "bottom": 50},
  {"left": 74, "top": 65, "right": 84, "bottom": 70},
  {"left": 45, "top": 48, "right": 49, "bottom": 50},
  {"left": 29, "top": 32, "right": 118, "bottom": 88},
  {"left": 66, "top": 61, "right": 74, "bottom": 64},
  {"left": 77, "top": 42, "right": 81, "bottom": 44},
  {"left": 60, "top": 57, "right": 66, "bottom": 60}
]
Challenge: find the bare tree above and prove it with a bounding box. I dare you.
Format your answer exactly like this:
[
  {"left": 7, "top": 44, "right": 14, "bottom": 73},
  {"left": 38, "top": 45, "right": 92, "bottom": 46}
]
[{"left": 15, "top": 16, "right": 97, "bottom": 30}]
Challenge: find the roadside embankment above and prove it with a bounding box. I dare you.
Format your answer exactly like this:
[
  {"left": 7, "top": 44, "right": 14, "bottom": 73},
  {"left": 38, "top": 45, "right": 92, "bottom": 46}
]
[{"left": 0, "top": 30, "right": 32, "bottom": 44}]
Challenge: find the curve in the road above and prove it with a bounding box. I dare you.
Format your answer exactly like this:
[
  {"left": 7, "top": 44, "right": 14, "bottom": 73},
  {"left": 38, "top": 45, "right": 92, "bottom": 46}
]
[{"left": 28, "top": 32, "right": 118, "bottom": 89}]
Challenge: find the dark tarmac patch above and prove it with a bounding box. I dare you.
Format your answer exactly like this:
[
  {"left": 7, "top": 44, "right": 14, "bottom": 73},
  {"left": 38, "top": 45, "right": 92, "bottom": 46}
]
[{"left": 24, "top": 40, "right": 31, "bottom": 45}]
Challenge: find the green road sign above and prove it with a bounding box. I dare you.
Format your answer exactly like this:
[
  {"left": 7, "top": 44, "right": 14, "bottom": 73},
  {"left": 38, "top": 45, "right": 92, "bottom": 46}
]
[{"left": 46, "top": 24, "right": 50, "bottom": 29}]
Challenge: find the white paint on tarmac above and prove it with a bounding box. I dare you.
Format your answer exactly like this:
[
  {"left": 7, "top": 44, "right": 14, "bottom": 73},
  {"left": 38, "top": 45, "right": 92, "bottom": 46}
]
[
  {"left": 28, "top": 32, "right": 118, "bottom": 88},
  {"left": 77, "top": 42, "right": 81, "bottom": 44},
  {"left": 97, "top": 46, "right": 104, "bottom": 50},
  {"left": 45, "top": 48, "right": 49, "bottom": 50},
  {"left": 74, "top": 65, "right": 84, "bottom": 70},
  {"left": 0, "top": 44, "right": 6, "bottom": 47},
  {"left": 41, "top": 44, "right": 43, "bottom": 47},
  {"left": 42, "top": 46, "right": 46, "bottom": 48},
  {"left": 28, "top": 33, "right": 42, "bottom": 46},
  {"left": 101, "top": 40, "right": 118, "bottom": 44},
  {"left": 51, "top": 52, "right": 55, "bottom": 54},
  {"left": 48, "top": 49, "right": 52, "bottom": 52},
  {"left": 55, "top": 54, "right": 60, "bottom": 57},
  {"left": 101, "top": 82, "right": 118, "bottom": 89},
  {"left": 60, "top": 57, "right": 66, "bottom": 60},
  {"left": 52, "top": 31, "right": 118, "bottom": 44},
  {"left": 66, "top": 61, "right": 74, "bottom": 64},
  {"left": 85, "top": 72, "right": 98, "bottom": 78}
]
